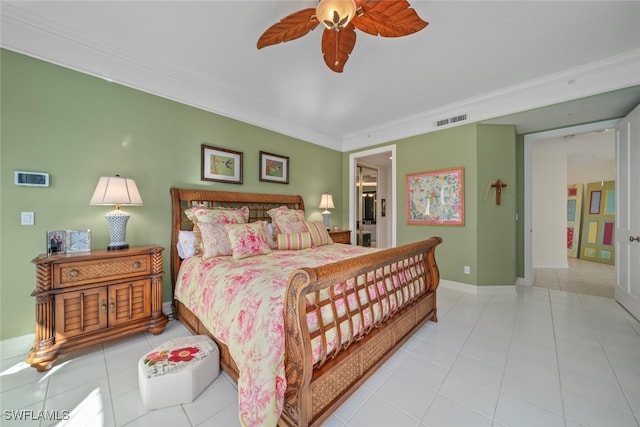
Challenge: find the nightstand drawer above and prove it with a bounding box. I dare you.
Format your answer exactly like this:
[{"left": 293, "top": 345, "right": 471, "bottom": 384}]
[
  {"left": 54, "top": 254, "right": 151, "bottom": 288},
  {"left": 329, "top": 230, "right": 351, "bottom": 244}
]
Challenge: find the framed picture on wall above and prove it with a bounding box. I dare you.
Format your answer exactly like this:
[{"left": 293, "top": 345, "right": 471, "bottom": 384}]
[
  {"left": 259, "top": 151, "right": 289, "bottom": 184},
  {"left": 406, "top": 167, "right": 464, "bottom": 225},
  {"left": 201, "top": 144, "right": 243, "bottom": 184}
]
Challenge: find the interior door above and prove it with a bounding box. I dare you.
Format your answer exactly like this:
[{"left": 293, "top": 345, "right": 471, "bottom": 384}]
[{"left": 615, "top": 104, "right": 640, "bottom": 320}]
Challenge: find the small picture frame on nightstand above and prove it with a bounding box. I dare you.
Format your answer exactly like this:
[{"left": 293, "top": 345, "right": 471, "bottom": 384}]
[
  {"left": 66, "top": 229, "right": 92, "bottom": 253},
  {"left": 47, "top": 230, "right": 66, "bottom": 256}
]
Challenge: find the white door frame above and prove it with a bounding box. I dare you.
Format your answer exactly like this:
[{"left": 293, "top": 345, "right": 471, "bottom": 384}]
[
  {"left": 523, "top": 119, "right": 619, "bottom": 286},
  {"left": 349, "top": 145, "right": 397, "bottom": 247}
]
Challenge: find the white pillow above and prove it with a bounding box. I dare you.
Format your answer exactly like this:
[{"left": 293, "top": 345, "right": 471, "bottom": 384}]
[{"left": 177, "top": 230, "right": 195, "bottom": 259}]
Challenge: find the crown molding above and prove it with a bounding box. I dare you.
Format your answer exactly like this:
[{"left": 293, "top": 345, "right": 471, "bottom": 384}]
[
  {"left": 342, "top": 49, "right": 640, "bottom": 151},
  {"left": 2, "top": 3, "right": 639, "bottom": 153},
  {"left": 0, "top": 3, "right": 344, "bottom": 151}
]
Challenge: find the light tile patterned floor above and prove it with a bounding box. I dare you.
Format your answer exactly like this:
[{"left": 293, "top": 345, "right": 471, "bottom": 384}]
[
  {"left": 2, "top": 282, "right": 639, "bottom": 426},
  {"left": 534, "top": 257, "right": 615, "bottom": 298}
]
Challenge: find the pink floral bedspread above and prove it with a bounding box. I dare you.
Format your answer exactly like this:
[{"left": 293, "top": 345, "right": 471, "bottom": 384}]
[{"left": 174, "top": 244, "right": 375, "bottom": 427}]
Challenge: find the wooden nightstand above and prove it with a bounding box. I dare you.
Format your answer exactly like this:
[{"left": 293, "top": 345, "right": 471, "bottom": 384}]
[
  {"left": 26, "top": 245, "right": 168, "bottom": 371},
  {"left": 329, "top": 229, "right": 351, "bottom": 244}
]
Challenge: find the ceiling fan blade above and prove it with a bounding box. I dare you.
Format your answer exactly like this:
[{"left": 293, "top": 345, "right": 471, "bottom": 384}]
[
  {"left": 353, "top": 0, "right": 428, "bottom": 37},
  {"left": 257, "top": 8, "right": 320, "bottom": 49},
  {"left": 321, "top": 25, "right": 357, "bottom": 73}
]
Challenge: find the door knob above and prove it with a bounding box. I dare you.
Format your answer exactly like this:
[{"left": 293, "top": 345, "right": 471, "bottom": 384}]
[{"left": 630, "top": 236, "right": 640, "bottom": 242}]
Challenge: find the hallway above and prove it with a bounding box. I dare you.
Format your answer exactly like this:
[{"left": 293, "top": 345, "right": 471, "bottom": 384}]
[{"left": 534, "top": 258, "right": 615, "bottom": 299}]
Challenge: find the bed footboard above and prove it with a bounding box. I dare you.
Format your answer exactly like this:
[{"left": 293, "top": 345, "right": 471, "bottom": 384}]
[{"left": 281, "top": 237, "right": 442, "bottom": 426}]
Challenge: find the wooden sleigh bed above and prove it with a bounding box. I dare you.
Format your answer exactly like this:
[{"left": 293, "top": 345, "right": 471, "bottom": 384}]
[{"left": 169, "top": 187, "right": 442, "bottom": 426}]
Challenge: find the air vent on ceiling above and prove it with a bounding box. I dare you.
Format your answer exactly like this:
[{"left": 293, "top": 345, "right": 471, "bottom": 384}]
[{"left": 435, "top": 113, "right": 468, "bottom": 128}]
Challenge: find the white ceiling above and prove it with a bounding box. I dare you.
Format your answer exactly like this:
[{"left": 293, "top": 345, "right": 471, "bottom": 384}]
[{"left": 1, "top": 1, "right": 640, "bottom": 153}]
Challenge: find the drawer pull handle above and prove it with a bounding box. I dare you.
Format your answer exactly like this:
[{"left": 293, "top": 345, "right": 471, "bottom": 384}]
[
  {"left": 69, "top": 269, "right": 79, "bottom": 277},
  {"left": 133, "top": 261, "right": 141, "bottom": 269},
  {"left": 109, "top": 298, "right": 115, "bottom": 313},
  {"left": 101, "top": 299, "right": 107, "bottom": 314}
]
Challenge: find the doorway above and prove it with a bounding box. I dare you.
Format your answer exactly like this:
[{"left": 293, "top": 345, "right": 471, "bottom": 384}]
[
  {"left": 356, "top": 164, "right": 378, "bottom": 247},
  {"left": 349, "top": 145, "right": 396, "bottom": 249},
  {"left": 524, "top": 119, "right": 619, "bottom": 291}
]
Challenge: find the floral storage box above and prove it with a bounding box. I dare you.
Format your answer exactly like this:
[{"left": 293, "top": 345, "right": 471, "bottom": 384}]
[{"left": 138, "top": 335, "right": 220, "bottom": 410}]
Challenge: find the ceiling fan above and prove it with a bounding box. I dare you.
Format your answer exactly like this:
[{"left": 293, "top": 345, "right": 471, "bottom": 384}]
[{"left": 257, "top": 0, "right": 428, "bottom": 73}]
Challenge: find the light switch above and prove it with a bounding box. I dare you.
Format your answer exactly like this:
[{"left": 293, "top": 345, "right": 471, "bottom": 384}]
[{"left": 21, "top": 211, "right": 34, "bottom": 225}]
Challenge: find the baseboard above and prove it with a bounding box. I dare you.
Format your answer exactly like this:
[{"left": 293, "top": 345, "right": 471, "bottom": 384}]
[
  {"left": 440, "top": 279, "right": 516, "bottom": 295},
  {"left": 0, "top": 333, "right": 34, "bottom": 360},
  {"left": 533, "top": 261, "right": 569, "bottom": 269}
]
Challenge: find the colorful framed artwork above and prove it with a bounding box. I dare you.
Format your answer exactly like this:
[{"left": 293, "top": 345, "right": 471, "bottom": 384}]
[
  {"left": 406, "top": 167, "right": 464, "bottom": 225},
  {"left": 201, "top": 144, "right": 243, "bottom": 184},
  {"left": 259, "top": 151, "right": 289, "bottom": 184}
]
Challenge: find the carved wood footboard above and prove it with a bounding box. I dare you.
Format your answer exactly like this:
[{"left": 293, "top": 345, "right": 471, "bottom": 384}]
[
  {"left": 169, "top": 188, "right": 442, "bottom": 426},
  {"left": 280, "top": 237, "right": 441, "bottom": 426}
]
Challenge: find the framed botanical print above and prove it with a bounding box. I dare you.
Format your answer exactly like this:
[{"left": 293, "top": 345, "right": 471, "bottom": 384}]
[
  {"left": 259, "top": 151, "right": 289, "bottom": 184},
  {"left": 201, "top": 144, "right": 243, "bottom": 184}
]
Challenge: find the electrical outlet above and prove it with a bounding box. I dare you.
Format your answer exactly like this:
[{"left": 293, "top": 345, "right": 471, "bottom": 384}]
[
  {"left": 21, "top": 211, "right": 35, "bottom": 225},
  {"left": 464, "top": 265, "right": 471, "bottom": 275}
]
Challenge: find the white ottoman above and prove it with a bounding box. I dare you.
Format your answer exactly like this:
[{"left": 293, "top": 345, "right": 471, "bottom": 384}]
[{"left": 138, "top": 335, "right": 220, "bottom": 410}]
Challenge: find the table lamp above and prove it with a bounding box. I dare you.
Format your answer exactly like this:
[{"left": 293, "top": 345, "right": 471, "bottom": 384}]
[
  {"left": 319, "top": 194, "right": 335, "bottom": 230},
  {"left": 90, "top": 175, "right": 143, "bottom": 250}
]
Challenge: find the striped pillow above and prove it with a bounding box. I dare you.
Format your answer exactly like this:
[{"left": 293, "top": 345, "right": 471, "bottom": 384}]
[
  {"left": 277, "top": 232, "right": 312, "bottom": 250},
  {"left": 305, "top": 221, "right": 333, "bottom": 247}
]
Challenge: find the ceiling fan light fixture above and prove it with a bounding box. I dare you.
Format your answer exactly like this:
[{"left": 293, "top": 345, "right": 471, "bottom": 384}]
[{"left": 316, "top": 0, "right": 357, "bottom": 31}]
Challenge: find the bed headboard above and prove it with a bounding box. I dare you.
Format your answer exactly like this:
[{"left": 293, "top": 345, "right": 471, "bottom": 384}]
[{"left": 169, "top": 187, "right": 305, "bottom": 292}]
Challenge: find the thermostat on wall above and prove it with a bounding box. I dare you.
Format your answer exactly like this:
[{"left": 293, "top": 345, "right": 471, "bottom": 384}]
[{"left": 14, "top": 171, "right": 49, "bottom": 187}]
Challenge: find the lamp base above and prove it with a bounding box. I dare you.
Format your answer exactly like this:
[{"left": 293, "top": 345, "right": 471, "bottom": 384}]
[
  {"left": 107, "top": 243, "right": 129, "bottom": 251},
  {"left": 322, "top": 211, "right": 331, "bottom": 230},
  {"left": 105, "top": 210, "right": 131, "bottom": 251}
]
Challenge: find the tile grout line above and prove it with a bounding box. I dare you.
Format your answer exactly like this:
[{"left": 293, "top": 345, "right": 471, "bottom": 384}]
[
  {"left": 577, "top": 293, "right": 639, "bottom": 420},
  {"left": 490, "top": 290, "right": 526, "bottom": 425},
  {"left": 548, "top": 288, "right": 569, "bottom": 427}
]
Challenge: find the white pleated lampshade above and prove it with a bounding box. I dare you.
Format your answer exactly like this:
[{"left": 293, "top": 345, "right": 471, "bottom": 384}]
[{"left": 90, "top": 176, "right": 143, "bottom": 207}]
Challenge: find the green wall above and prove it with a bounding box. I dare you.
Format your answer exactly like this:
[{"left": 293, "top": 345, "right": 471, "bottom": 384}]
[
  {"left": 348, "top": 124, "right": 518, "bottom": 286},
  {"left": 476, "top": 124, "right": 517, "bottom": 285},
  {"left": 1, "top": 49, "right": 521, "bottom": 341},
  {"left": 0, "top": 50, "right": 344, "bottom": 340}
]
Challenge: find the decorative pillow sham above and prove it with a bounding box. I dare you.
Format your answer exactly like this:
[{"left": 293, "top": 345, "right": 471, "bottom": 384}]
[
  {"left": 185, "top": 205, "right": 249, "bottom": 255},
  {"left": 276, "top": 232, "right": 312, "bottom": 250},
  {"left": 305, "top": 221, "right": 334, "bottom": 247},
  {"left": 177, "top": 230, "right": 196, "bottom": 259},
  {"left": 199, "top": 223, "right": 234, "bottom": 259},
  {"left": 226, "top": 223, "right": 272, "bottom": 260},
  {"left": 267, "top": 206, "right": 307, "bottom": 234}
]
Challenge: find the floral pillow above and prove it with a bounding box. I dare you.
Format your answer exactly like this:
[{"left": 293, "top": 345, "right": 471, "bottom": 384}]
[
  {"left": 277, "top": 232, "right": 312, "bottom": 250},
  {"left": 255, "top": 220, "right": 277, "bottom": 249},
  {"left": 199, "top": 223, "right": 234, "bottom": 260},
  {"left": 305, "top": 221, "right": 334, "bottom": 247},
  {"left": 185, "top": 206, "right": 249, "bottom": 256},
  {"left": 226, "top": 223, "right": 272, "bottom": 260},
  {"left": 267, "top": 206, "right": 307, "bottom": 235}
]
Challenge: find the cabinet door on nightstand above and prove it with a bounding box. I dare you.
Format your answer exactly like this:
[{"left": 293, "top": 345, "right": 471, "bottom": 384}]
[
  {"left": 108, "top": 280, "right": 151, "bottom": 325},
  {"left": 55, "top": 288, "right": 108, "bottom": 341}
]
